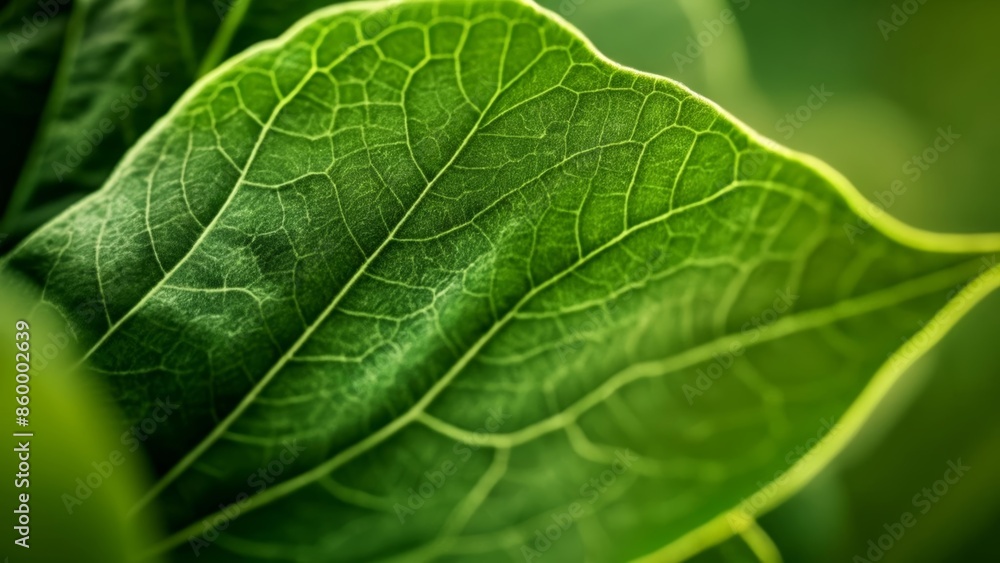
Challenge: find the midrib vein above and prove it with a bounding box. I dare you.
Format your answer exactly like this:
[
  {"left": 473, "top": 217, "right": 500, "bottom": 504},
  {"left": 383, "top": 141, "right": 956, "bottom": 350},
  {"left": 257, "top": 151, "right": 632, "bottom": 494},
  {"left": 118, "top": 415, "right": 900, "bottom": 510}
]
[
  {"left": 74, "top": 22, "right": 405, "bottom": 368},
  {"left": 75, "top": 64, "right": 318, "bottom": 369},
  {"left": 134, "top": 26, "right": 532, "bottom": 515}
]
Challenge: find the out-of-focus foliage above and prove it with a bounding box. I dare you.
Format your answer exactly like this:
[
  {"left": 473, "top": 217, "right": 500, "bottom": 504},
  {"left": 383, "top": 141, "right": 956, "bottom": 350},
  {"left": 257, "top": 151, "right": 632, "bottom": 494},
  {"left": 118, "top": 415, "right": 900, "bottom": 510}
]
[
  {"left": 0, "top": 275, "right": 162, "bottom": 562},
  {"left": 0, "top": 0, "right": 353, "bottom": 250}
]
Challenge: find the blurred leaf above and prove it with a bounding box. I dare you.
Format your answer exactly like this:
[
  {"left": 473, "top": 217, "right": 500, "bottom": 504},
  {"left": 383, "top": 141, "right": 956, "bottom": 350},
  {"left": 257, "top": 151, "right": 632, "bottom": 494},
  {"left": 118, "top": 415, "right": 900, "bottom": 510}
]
[
  {"left": 0, "top": 0, "right": 72, "bottom": 200},
  {"left": 0, "top": 275, "right": 161, "bottom": 562}
]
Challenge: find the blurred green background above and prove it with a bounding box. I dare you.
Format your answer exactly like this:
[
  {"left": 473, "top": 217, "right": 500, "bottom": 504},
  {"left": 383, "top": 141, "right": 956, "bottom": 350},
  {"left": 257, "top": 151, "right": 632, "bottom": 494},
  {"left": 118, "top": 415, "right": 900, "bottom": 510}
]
[{"left": 534, "top": 0, "right": 1000, "bottom": 561}]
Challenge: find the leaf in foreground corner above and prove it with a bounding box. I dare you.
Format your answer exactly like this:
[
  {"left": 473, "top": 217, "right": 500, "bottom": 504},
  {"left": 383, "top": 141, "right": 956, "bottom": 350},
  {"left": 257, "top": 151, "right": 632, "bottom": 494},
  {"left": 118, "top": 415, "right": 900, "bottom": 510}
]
[
  {"left": 1, "top": 0, "right": 999, "bottom": 561},
  {"left": 0, "top": 277, "right": 162, "bottom": 562}
]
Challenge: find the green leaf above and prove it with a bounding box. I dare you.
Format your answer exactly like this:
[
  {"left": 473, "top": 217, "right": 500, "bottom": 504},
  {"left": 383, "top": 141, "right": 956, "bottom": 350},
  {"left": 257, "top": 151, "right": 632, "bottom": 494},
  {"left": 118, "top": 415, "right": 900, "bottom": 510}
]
[
  {"left": 1, "top": 0, "right": 998, "bottom": 561},
  {"left": 0, "top": 0, "right": 351, "bottom": 250}
]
